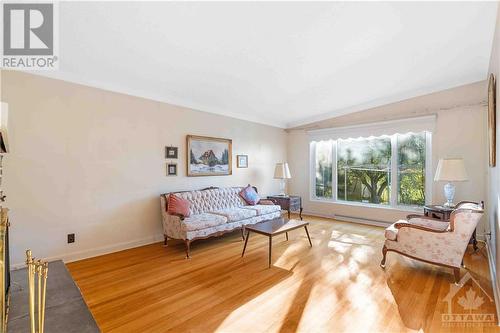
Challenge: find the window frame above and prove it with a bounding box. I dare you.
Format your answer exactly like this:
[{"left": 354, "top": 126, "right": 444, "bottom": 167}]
[{"left": 310, "top": 132, "right": 432, "bottom": 211}]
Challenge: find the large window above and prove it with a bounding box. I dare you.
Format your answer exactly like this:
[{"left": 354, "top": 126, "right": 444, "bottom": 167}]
[
  {"left": 312, "top": 131, "right": 431, "bottom": 209},
  {"left": 337, "top": 136, "right": 392, "bottom": 205},
  {"left": 397, "top": 132, "right": 426, "bottom": 206}
]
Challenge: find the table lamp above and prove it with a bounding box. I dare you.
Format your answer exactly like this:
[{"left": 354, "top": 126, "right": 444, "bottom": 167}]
[
  {"left": 434, "top": 158, "right": 468, "bottom": 207},
  {"left": 274, "top": 163, "right": 291, "bottom": 196}
]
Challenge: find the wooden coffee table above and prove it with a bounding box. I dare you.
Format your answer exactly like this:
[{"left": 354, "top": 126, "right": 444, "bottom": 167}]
[{"left": 241, "top": 217, "right": 312, "bottom": 268}]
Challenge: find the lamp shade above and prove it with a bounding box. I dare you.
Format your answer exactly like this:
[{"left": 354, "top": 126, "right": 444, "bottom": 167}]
[
  {"left": 274, "top": 163, "right": 291, "bottom": 179},
  {"left": 434, "top": 158, "right": 468, "bottom": 182}
]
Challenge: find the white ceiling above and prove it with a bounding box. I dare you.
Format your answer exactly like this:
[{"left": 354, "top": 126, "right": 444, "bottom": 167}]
[{"left": 39, "top": 1, "right": 497, "bottom": 128}]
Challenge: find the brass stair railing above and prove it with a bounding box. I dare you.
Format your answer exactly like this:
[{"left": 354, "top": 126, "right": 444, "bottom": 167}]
[{"left": 25, "top": 250, "right": 48, "bottom": 333}]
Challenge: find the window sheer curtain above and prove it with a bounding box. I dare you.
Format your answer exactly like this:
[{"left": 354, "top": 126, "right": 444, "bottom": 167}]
[{"left": 307, "top": 115, "right": 436, "bottom": 142}]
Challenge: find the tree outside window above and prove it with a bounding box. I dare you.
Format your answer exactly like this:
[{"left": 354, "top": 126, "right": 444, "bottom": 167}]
[
  {"left": 312, "top": 132, "right": 428, "bottom": 208},
  {"left": 337, "top": 136, "right": 391, "bottom": 205},
  {"left": 315, "top": 140, "right": 333, "bottom": 198},
  {"left": 397, "top": 133, "right": 426, "bottom": 206}
]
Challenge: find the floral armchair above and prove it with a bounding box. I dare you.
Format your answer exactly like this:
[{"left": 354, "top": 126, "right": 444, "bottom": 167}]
[{"left": 381, "top": 201, "right": 484, "bottom": 283}]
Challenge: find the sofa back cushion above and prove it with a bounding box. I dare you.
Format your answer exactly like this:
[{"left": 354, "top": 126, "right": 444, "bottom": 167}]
[{"left": 170, "top": 187, "right": 247, "bottom": 215}]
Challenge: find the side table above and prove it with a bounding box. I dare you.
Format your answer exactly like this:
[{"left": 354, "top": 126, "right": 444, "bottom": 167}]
[{"left": 267, "top": 195, "right": 303, "bottom": 220}]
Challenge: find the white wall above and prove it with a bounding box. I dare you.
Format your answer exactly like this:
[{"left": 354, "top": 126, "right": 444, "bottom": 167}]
[
  {"left": 487, "top": 4, "right": 500, "bottom": 303},
  {"left": 0, "top": 71, "right": 287, "bottom": 266},
  {"left": 0, "top": 70, "right": 491, "bottom": 270},
  {"left": 287, "top": 81, "right": 488, "bottom": 229}
]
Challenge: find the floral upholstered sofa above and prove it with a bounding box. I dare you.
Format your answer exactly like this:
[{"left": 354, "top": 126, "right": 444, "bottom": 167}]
[{"left": 160, "top": 186, "right": 281, "bottom": 258}]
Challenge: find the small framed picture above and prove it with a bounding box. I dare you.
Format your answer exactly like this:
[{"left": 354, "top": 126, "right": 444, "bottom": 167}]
[
  {"left": 167, "top": 163, "right": 177, "bottom": 176},
  {"left": 166, "top": 146, "right": 178, "bottom": 159},
  {"left": 237, "top": 155, "right": 248, "bottom": 168}
]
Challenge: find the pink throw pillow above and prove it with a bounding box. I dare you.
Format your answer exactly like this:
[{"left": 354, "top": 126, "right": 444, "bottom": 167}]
[
  {"left": 167, "top": 194, "right": 190, "bottom": 217},
  {"left": 239, "top": 185, "right": 260, "bottom": 206}
]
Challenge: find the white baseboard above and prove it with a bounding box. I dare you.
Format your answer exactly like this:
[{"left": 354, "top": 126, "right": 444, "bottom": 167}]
[
  {"left": 302, "top": 210, "right": 336, "bottom": 220},
  {"left": 485, "top": 238, "right": 500, "bottom": 326},
  {"left": 302, "top": 210, "right": 391, "bottom": 228},
  {"left": 11, "top": 233, "right": 164, "bottom": 270}
]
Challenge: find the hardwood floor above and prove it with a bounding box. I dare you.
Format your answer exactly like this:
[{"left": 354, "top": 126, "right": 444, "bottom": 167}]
[{"left": 67, "top": 215, "right": 499, "bottom": 333}]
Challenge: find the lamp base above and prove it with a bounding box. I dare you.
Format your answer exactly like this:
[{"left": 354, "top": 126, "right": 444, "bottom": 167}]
[
  {"left": 279, "top": 179, "right": 286, "bottom": 196},
  {"left": 443, "top": 182, "right": 455, "bottom": 208}
]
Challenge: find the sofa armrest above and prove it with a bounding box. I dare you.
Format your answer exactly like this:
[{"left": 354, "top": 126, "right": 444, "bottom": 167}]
[
  {"left": 258, "top": 199, "right": 275, "bottom": 206},
  {"left": 162, "top": 213, "right": 185, "bottom": 240},
  {"left": 168, "top": 212, "right": 185, "bottom": 220}
]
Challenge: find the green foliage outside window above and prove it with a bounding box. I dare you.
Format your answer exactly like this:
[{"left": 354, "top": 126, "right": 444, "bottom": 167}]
[
  {"left": 314, "top": 132, "right": 427, "bottom": 207},
  {"left": 315, "top": 141, "right": 333, "bottom": 198},
  {"left": 337, "top": 136, "right": 391, "bottom": 205},
  {"left": 397, "top": 133, "right": 426, "bottom": 206}
]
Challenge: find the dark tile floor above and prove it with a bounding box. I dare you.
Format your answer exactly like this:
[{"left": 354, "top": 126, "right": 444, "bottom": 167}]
[{"left": 8, "top": 260, "right": 99, "bottom": 333}]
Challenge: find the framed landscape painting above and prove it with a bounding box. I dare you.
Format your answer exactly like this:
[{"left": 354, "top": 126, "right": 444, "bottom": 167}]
[{"left": 187, "top": 135, "right": 232, "bottom": 176}]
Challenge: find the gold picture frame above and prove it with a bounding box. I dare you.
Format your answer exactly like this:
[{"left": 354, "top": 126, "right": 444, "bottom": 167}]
[
  {"left": 187, "top": 135, "right": 232, "bottom": 176},
  {"left": 488, "top": 73, "right": 496, "bottom": 167}
]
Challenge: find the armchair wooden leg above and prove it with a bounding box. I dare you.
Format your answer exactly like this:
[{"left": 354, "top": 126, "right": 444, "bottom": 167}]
[
  {"left": 453, "top": 267, "right": 461, "bottom": 284},
  {"left": 185, "top": 240, "right": 191, "bottom": 259},
  {"left": 472, "top": 229, "right": 479, "bottom": 252},
  {"left": 380, "top": 245, "right": 388, "bottom": 269},
  {"left": 163, "top": 235, "right": 168, "bottom": 247},
  {"left": 241, "top": 227, "right": 246, "bottom": 240}
]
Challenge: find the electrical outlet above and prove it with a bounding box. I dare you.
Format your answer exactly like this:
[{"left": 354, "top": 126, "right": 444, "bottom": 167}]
[{"left": 67, "top": 233, "right": 75, "bottom": 244}]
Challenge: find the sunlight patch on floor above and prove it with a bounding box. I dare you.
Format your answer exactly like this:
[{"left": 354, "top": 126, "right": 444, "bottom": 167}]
[
  {"left": 294, "top": 280, "right": 339, "bottom": 332},
  {"left": 321, "top": 253, "right": 345, "bottom": 270},
  {"left": 336, "top": 233, "right": 368, "bottom": 245},
  {"left": 342, "top": 271, "right": 382, "bottom": 331},
  {"left": 330, "top": 230, "right": 342, "bottom": 239},
  {"left": 328, "top": 240, "right": 352, "bottom": 253},
  {"left": 273, "top": 239, "right": 311, "bottom": 269},
  {"left": 214, "top": 273, "right": 300, "bottom": 332},
  {"left": 351, "top": 244, "right": 375, "bottom": 264}
]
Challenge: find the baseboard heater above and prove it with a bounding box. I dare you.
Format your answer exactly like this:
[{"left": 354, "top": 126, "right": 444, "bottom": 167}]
[
  {"left": 333, "top": 214, "right": 392, "bottom": 228},
  {"left": 303, "top": 210, "right": 391, "bottom": 228}
]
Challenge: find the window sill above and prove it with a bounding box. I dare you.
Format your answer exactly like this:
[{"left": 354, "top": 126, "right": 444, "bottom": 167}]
[{"left": 309, "top": 198, "right": 424, "bottom": 214}]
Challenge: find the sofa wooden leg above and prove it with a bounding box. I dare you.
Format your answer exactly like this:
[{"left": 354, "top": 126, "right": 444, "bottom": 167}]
[
  {"left": 163, "top": 235, "right": 168, "bottom": 247},
  {"left": 453, "top": 267, "right": 461, "bottom": 284},
  {"left": 185, "top": 240, "right": 191, "bottom": 259},
  {"left": 241, "top": 228, "right": 245, "bottom": 240},
  {"left": 380, "top": 245, "right": 387, "bottom": 269}
]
